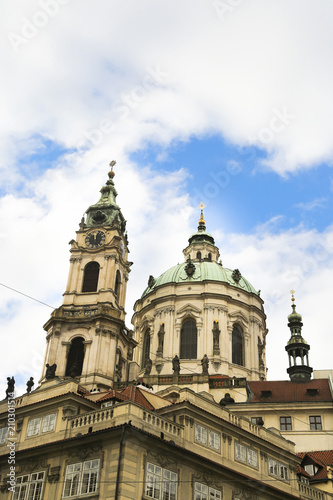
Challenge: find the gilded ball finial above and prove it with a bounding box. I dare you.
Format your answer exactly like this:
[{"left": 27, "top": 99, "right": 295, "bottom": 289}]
[
  {"left": 290, "top": 289, "right": 295, "bottom": 305},
  {"left": 108, "top": 160, "right": 116, "bottom": 178}
]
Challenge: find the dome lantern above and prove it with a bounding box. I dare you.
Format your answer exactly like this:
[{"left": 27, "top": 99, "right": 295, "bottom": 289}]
[{"left": 285, "top": 291, "right": 312, "bottom": 382}]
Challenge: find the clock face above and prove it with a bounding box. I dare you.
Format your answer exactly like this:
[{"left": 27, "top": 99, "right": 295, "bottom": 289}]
[{"left": 85, "top": 231, "right": 106, "bottom": 249}]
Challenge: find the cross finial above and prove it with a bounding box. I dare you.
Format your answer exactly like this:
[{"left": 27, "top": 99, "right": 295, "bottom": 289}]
[
  {"left": 198, "top": 202, "right": 206, "bottom": 211},
  {"left": 290, "top": 290, "right": 295, "bottom": 305}
]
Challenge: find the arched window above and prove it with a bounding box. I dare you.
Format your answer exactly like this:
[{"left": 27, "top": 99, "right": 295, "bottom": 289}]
[
  {"left": 142, "top": 329, "right": 150, "bottom": 368},
  {"left": 208, "top": 253, "right": 212, "bottom": 262},
  {"left": 82, "top": 262, "right": 100, "bottom": 292},
  {"left": 65, "top": 337, "right": 85, "bottom": 377},
  {"left": 232, "top": 325, "right": 244, "bottom": 366},
  {"left": 196, "top": 251, "right": 202, "bottom": 261},
  {"left": 180, "top": 319, "right": 197, "bottom": 359},
  {"left": 115, "top": 270, "right": 121, "bottom": 297}
]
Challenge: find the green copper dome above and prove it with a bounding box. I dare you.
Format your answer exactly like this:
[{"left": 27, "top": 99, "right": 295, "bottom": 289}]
[
  {"left": 141, "top": 261, "right": 259, "bottom": 298},
  {"left": 287, "top": 304, "right": 303, "bottom": 324}
]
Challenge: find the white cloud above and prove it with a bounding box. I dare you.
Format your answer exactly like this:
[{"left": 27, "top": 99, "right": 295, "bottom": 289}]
[
  {"left": 295, "top": 197, "right": 326, "bottom": 211},
  {"left": 1, "top": 1, "right": 333, "bottom": 176}
]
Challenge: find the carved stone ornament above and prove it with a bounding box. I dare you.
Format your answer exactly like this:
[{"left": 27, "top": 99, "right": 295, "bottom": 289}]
[
  {"left": 47, "top": 466, "right": 61, "bottom": 484},
  {"left": 155, "top": 362, "right": 163, "bottom": 374},
  {"left": 0, "top": 480, "right": 7, "bottom": 494},
  {"left": 68, "top": 443, "right": 103, "bottom": 462},
  {"left": 62, "top": 405, "right": 78, "bottom": 420},
  {"left": 185, "top": 258, "right": 196, "bottom": 277},
  {"left": 16, "top": 419, "right": 23, "bottom": 433},
  {"left": 148, "top": 450, "right": 177, "bottom": 470},
  {"left": 157, "top": 323, "right": 165, "bottom": 357},
  {"left": 232, "top": 268, "right": 242, "bottom": 283},
  {"left": 192, "top": 472, "right": 222, "bottom": 491},
  {"left": 233, "top": 487, "right": 257, "bottom": 500},
  {"left": 148, "top": 275, "right": 155, "bottom": 288},
  {"left": 212, "top": 320, "right": 220, "bottom": 356},
  {"left": 45, "top": 364, "right": 57, "bottom": 379},
  {"left": 17, "top": 460, "right": 49, "bottom": 474}
]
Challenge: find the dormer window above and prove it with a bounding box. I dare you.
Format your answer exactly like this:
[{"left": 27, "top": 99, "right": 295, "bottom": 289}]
[
  {"left": 304, "top": 463, "right": 319, "bottom": 476},
  {"left": 307, "top": 388, "right": 319, "bottom": 397},
  {"left": 261, "top": 390, "right": 272, "bottom": 398}
]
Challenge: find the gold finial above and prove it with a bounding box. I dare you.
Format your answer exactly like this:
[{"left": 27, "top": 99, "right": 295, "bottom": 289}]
[
  {"left": 198, "top": 201, "right": 206, "bottom": 226},
  {"left": 290, "top": 290, "right": 295, "bottom": 305},
  {"left": 108, "top": 160, "right": 116, "bottom": 179}
]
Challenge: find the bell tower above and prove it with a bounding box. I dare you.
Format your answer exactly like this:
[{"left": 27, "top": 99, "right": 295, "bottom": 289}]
[{"left": 42, "top": 162, "right": 137, "bottom": 391}]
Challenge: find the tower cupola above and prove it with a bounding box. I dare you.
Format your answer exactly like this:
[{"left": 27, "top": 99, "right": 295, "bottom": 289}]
[
  {"left": 285, "top": 291, "right": 312, "bottom": 382},
  {"left": 183, "top": 202, "right": 220, "bottom": 263}
]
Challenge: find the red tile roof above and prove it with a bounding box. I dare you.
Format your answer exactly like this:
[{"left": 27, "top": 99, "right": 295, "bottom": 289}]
[
  {"left": 248, "top": 379, "right": 332, "bottom": 403},
  {"left": 96, "top": 386, "right": 154, "bottom": 410}
]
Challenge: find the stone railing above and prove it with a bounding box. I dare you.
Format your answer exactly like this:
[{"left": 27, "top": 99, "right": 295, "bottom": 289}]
[
  {"left": 142, "top": 410, "right": 182, "bottom": 438},
  {"left": 298, "top": 481, "right": 329, "bottom": 499},
  {"left": 68, "top": 402, "right": 184, "bottom": 442},
  {"left": 209, "top": 377, "right": 247, "bottom": 389},
  {"left": 70, "top": 407, "right": 114, "bottom": 429}
]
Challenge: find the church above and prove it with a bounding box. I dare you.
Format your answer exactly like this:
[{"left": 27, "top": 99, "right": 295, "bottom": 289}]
[{"left": 0, "top": 165, "right": 332, "bottom": 500}]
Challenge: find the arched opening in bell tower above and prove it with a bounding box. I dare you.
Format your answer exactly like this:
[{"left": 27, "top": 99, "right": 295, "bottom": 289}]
[
  {"left": 180, "top": 319, "right": 197, "bottom": 359},
  {"left": 82, "top": 262, "right": 100, "bottom": 292},
  {"left": 65, "top": 337, "right": 85, "bottom": 377},
  {"left": 232, "top": 325, "right": 244, "bottom": 366}
]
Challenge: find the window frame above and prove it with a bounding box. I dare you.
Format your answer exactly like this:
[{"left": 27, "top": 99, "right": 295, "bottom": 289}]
[
  {"left": 26, "top": 413, "right": 57, "bottom": 438},
  {"left": 195, "top": 424, "right": 221, "bottom": 453},
  {"left": 208, "top": 430, "right": 221, "bottom": 452},
  {"left": 280, "top": 416, "right": 292, "bottom": 431},
  {"left": 309, "top": 415, "right": 322, "bottom": 430},
  {"left": 180, "top": 318, "right": 197, "bottom": 360},
  {"left": 13, "top": 471, "right": 45, "bottom": 500},
  {"left": 63, "top": 459, "right": 100, "bottom": 498},
  {"left": 235, "top": 442, "right": 258, "bottom": 469},
  {"left": 194, "top": 481, "right": 222, "bottom": 500},
  {"left": 81, "top": 261, "right": 100, "bottom": 293},
  {"left": 268, "top": 458, "right": 289, "bottom": 482},
  {"left": 145, "top": 462, "right": 178, "bottom": 500},
  {"left": 232, "top": 324, "right": 244, "bottom": 366},
  {"left": 0, "top": 427, "right": 8, "bottom": 444},
  {"left": 195, "top": 424, "right": 207, "bottom": 445}
]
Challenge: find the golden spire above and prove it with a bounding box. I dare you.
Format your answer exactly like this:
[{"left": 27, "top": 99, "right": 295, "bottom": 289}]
[
  {"left": 290, "top": 289, "right": 295, "bottom": 305},
  {"left": 198, "top": 202, "right": 206, "bottom": 230}
]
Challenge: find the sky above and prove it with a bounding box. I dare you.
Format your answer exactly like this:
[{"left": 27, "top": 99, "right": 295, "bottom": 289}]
[{"left": 1, "top": 0, "right": 333, "bottom": 397}]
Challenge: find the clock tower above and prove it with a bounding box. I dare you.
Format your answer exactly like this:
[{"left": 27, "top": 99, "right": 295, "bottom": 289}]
[{"left": 42, "top": 162, "right": 137, "bottom": 391}]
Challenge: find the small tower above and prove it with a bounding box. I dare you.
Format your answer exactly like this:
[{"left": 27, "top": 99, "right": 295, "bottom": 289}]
[
  {"left": 42, "top": 162, "right": 137, "bottom": 390},
  {"left": 285, "top": 291, "right": 312, "bottom": 382}
]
